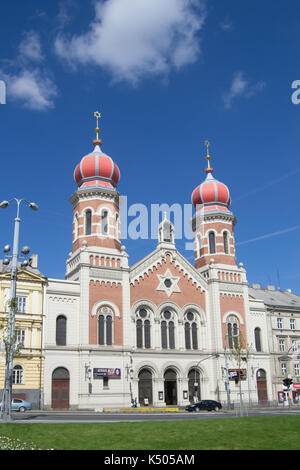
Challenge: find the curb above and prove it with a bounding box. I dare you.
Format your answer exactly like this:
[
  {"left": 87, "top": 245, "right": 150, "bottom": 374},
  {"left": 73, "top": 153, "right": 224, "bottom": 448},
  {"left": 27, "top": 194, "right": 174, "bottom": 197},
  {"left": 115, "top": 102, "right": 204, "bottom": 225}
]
[{"left": 103, "top": 407, "right": 180, "bottom": 413}]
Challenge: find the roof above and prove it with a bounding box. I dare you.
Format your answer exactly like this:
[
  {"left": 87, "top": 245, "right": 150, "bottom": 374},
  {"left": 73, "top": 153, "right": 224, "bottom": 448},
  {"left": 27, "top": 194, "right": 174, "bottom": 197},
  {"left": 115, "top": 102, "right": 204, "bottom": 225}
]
[
  {"left": 0, "top": 260, "right": 46, "bottom": 279},
  {"left": 249, "top": 284, "right": 300, "bottom": 309}
]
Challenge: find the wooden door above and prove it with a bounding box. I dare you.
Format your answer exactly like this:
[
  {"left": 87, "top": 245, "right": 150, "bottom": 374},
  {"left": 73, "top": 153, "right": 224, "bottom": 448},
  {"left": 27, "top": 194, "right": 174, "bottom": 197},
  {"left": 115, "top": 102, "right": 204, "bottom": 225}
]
[
  {"left": 256, "top": 369, "right": 268, "bottom": 403},
  {"left": 52, "top": 368, "right": 70, "bottom": 409}
]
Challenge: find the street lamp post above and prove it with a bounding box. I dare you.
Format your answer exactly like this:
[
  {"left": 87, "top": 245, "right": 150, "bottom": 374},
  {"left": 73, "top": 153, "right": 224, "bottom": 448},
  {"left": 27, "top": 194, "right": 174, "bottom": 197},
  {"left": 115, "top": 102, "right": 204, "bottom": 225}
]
[
  {"left": 224, "top": 345, "right": 231, "bottom": 409},
  {"left": 224, "top": 334, "right": 232, "bottom": 410},
  {"left": 280, "top": 342, "right": 300, "bottom": 407},
  {"left": 0, "top": 198, "right": 38, "bottom": 422}
]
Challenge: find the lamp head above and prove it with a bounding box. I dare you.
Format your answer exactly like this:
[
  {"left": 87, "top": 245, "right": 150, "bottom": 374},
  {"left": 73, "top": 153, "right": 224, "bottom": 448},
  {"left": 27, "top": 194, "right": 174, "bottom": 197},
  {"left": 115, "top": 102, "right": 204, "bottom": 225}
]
[
  {"left": 21, "top": 246, "right": 30, "bottom": 255},
  {"left": 29, "top": 202, "right": 38, "bottom": 211},
  {"left": 0, "top": 201, "right": 9, "bottom": 208}
]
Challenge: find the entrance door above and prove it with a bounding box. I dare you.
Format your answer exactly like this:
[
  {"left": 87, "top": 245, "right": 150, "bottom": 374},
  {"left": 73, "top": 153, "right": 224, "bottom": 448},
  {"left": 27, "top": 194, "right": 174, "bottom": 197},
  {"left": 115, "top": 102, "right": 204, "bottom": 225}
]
[
  {"left": 52, "top": 367, "right": 70, "bottom": 409},
  {"left": 164, "top": 369, "right": 177, "bottom": 405},
  {"left": 256, "top": 369, "right": 268, "bottom": 403},
  {"left": 138, "top": 369, "right": 153, "bottom": 406}
]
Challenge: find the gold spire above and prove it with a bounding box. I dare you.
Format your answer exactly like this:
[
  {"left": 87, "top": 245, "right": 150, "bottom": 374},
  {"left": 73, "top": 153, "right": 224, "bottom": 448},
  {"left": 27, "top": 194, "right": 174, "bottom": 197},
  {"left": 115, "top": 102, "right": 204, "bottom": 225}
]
[
  {"left": 204, "top": 139, "right": 213, "bottom": 174},
  {"left": 93, "top": 110, "right": 102, "bottom": 145}
]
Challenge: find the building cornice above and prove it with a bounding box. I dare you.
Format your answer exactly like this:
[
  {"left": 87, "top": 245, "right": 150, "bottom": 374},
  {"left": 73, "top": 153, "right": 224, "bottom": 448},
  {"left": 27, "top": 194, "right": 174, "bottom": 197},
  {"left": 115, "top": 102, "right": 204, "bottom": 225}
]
[{"left": 70, "top": 187, "right": 120, "bottom": 208}]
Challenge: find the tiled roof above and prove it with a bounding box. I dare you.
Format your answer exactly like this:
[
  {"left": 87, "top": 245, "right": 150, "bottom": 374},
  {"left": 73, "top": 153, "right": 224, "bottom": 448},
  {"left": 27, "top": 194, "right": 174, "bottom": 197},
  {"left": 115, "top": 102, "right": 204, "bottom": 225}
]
[{"left": 249, "top": 284, "right": 300, "bottom": 308}]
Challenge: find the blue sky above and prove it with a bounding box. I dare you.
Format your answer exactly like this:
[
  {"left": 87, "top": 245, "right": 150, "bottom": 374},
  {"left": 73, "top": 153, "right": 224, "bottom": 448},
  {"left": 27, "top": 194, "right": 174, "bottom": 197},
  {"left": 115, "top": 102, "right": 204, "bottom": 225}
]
[{"left": 0, "top": 0, "right": 300, "bottom": 294}]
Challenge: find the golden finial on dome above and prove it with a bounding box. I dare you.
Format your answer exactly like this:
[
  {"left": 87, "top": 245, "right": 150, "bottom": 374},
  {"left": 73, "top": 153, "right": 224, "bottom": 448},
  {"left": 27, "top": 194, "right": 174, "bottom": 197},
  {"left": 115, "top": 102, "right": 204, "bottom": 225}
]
[
  {"left": 93, "top": 110, "right": 102, "bottom": 145},
  {"left": 204, "top": 139, "right": 213, "bottom": 174}
]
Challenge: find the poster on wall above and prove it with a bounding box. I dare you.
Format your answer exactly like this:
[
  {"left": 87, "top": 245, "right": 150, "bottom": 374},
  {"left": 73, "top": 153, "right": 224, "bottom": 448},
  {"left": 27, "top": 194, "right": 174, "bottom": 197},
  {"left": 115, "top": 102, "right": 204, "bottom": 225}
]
[{"left": 93, "top": 368, "right": 121, "bottom": 378}]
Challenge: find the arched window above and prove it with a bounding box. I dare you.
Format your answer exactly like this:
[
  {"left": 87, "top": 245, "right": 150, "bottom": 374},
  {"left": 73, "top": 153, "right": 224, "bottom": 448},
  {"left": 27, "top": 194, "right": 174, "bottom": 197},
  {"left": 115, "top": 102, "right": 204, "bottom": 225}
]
[
  {"left": 223, "top": 231, "right": 229, "bottom": 254},
  {"left": 184, "top": 311, "right": 198, "bottom": 350},
  {"left": 13, "top": 365, "right": 23, "bottom": 384},
  {"left": 85, "top": 210, "right": 92, "bottom": 235},
  {"left": 208, "top": 231, "right": 216, "bottom": 254},
  {"left": 52, "top": 367, "right": 69, "bottom": 380},
  {"left": 101, "top": 210, "right": 108, "bottom": 235},
  {"left": 161, "top": 310, "right": 175, "bottom": 349},
  {"left": 56, "top": 315, "right": 67, "bottom": 346},
  {"left": 98, "top": 313, "right": 113, "bottom": 345},
  {"left": 227, "top": 315, "right": 239, "bottom": 348},
  {"left": 136, "top": 308, "right": 151, "bottom": 349},
  {"left": 162, "top": 221, "right": 173, "bottom": 243},
  {"left": 158, "top": 216, "right": 174, "bottom": 244},
  {"left": 254, "top": 327, "right": 262, "bottom": 352}
]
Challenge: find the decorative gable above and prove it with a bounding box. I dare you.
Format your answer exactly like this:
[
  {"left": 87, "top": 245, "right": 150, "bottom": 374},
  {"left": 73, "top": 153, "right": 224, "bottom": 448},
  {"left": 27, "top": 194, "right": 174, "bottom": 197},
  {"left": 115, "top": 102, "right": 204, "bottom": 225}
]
[
  {"left": 156, "top": 268, "right": 181, "bottom": 297},
  {"left": 130, "top": 248, "right": 207, "bottom": 311}
]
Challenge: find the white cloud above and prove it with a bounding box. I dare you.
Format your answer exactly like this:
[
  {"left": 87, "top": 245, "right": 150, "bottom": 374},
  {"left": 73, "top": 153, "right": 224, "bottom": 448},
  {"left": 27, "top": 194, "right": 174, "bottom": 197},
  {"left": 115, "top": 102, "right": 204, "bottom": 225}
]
[
  {"left": 19, "top": 31, "right": 44, "bottom": 62},
  {"left": 223, "top": 71, "right": 265, "bottom": 109},
  {"left": 54, "top": 0, "right": 206, "bottom": 84},
  {"left": 4, "top": 69, "right": 57, "bottom": 110},
  {"left": 0, "top": 32, "right": 57, "bottom": 110}
]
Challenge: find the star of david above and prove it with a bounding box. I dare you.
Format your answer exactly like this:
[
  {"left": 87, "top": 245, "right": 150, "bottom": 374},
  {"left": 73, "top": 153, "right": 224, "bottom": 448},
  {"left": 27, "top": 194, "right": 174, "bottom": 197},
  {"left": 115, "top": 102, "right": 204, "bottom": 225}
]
[{"left": 156, "top": 269, "right": 181, "bottom": 298}]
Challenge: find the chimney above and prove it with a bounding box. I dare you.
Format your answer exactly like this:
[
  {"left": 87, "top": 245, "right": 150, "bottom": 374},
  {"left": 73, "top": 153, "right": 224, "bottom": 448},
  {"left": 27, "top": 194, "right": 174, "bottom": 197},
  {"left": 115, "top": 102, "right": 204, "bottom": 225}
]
[
  {"left": 251, "top": 283, "right": 261, "bottom": 289},
  {"left": 29, "top": 254, "right": 38, "bottom": 269},
  {"left": 266, "top": 285, "right": 275, "bottom": 291}
]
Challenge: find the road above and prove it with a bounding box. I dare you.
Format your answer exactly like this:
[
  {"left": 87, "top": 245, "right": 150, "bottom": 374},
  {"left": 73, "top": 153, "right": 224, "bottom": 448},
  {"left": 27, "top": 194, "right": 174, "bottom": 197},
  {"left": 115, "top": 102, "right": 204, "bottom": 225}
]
[{"left": 5, "top": 408, "right": 300, "bottom": 423}]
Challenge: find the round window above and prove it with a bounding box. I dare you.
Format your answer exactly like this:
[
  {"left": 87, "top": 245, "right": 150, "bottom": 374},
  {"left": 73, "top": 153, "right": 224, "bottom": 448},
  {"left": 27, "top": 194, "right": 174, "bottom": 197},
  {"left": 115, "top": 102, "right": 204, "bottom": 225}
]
[
  {"left": 139, "top": 308, "right": 147, "bottom": 318},
  {"left": 164, "top": 279, "right": 172, "bottom": 288},
  {"left": 164, "top": 310, "right": 171, "bottom": 320},
  {"left": 186, "top": 312, "right": 194, "bottom": 321}
]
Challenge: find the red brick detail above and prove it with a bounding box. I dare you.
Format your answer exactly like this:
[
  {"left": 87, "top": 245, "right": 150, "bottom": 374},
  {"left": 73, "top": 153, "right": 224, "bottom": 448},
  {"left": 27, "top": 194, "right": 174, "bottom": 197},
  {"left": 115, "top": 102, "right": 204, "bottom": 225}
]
[
  {"left": 89, "top": 281, "right": 123, "bottom": 345},
  {"left": 220, "top": 294, "right": 247, "bottom": 348},
  {"left": 73, "top": 237, "right": 121, "bottom": 252},
  {"left": 130, "top": 256, "right": 206, "bottom": 312},
  {"left": 195, "top": 254, "right": 237, "bottom": 268},
  {"left": 72, "top": 198, "right": 120, "bottom": 252}
]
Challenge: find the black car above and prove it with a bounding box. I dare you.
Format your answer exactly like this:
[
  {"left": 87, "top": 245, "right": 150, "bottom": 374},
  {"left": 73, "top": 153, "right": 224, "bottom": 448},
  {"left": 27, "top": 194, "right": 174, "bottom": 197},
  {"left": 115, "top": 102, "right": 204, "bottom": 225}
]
[{"left": 185, "top": 400, "right": 222, "bottom": 412}]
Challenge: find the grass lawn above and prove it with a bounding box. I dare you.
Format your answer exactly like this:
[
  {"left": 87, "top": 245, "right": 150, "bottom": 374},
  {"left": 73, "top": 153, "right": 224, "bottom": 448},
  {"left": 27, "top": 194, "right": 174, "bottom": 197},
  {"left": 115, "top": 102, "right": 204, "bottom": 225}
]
[{"left": 0, "top": 415, "right": 299, "bottom": 450}]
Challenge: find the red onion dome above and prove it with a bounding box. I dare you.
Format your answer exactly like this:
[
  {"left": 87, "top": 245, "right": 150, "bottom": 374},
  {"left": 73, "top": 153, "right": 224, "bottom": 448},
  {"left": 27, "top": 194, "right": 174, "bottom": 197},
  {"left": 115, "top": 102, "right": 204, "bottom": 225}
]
[
  {"left": 192, "top": 173, "right": 231, "bottom": 207},
  {"left": 192, "top": 141, "right": 231, "bottom": 210},
  {"left": 74, "top": 142, "right": 120, "bottom": 190},
  {"left": 191, "top": 172, "right": 231, "bottom": 208}
]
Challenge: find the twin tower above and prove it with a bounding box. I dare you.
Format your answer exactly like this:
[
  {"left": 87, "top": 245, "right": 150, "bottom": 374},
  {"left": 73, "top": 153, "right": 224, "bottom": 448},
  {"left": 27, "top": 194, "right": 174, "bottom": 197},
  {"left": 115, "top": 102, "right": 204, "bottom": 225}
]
[{"left": 67, "top": 113, "right": 237, "bottom": 278}]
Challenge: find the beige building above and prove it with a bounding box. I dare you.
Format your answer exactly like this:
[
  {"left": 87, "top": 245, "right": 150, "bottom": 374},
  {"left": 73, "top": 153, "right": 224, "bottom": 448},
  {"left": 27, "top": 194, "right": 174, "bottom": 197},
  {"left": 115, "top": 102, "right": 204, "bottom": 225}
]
[
  {"left": 249, "top": 284, "right": 300, "bottom": 403},
  {"left": 0, "top": 257, "right": 47, "bottom": 409}
]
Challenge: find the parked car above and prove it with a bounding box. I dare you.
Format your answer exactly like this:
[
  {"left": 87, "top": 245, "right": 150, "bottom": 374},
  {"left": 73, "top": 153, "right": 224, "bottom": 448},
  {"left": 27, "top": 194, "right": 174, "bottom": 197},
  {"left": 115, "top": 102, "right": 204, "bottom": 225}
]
[
  {"left": 185, "top": 400, "right": 222, "bottom": 412},
  {"left": 0, "top": 398, "right": 32, "bottom": 412}
]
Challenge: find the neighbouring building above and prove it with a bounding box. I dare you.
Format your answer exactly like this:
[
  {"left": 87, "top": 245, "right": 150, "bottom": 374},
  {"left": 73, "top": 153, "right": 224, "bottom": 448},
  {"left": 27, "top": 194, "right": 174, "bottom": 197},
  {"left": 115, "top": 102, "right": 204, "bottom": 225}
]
[
  {"left": 0, "top": 256, "right": 47, "bottom": 409},
  {"left": 249, "top": 284, "right": 300, "bottom": 404},
  {"left": 42, "top": 116, "right": 275, "bottom": 410}
]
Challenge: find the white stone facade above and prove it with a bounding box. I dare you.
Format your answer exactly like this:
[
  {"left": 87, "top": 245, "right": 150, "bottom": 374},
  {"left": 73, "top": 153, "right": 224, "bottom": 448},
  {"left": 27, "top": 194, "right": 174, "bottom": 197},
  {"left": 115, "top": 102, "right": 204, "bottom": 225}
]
[{"left": 42, "top": 133, "right": 278, "bottom": 411}]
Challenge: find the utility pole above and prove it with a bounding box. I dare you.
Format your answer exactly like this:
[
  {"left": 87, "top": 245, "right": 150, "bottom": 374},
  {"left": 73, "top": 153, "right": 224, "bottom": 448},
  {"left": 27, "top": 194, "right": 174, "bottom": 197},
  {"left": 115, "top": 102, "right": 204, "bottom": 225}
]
[
  {"left": 224, "top": 345, "right": 231, "bottom": 409},
  {"left": 0, "top": 199, "right": 38, "bottom": 421}
]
